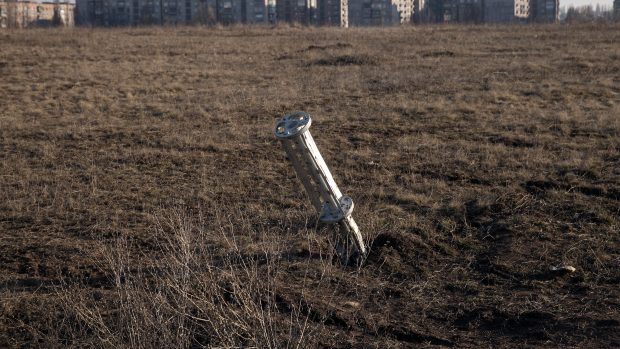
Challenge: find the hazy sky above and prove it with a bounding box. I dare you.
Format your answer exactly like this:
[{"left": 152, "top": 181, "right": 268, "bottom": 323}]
[{"left": 561, "top": 0, "right": 613, "bottom": 7}]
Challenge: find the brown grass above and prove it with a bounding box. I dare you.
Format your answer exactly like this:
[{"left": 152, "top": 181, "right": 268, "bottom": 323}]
[{"left": 1, "top": 23, "right": 619, "bottom": 348}]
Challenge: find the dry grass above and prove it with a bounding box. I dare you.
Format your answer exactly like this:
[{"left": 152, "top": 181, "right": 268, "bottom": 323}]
[
  {"left": 57, "top": 209, "right": 334, "bottom": 348},
  {"left": 0, "top": 23, "right": 619, "bottom": 348}
]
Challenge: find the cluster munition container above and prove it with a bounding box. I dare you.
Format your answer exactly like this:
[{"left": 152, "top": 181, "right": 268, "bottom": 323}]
[{"left": 274, "top": 111, "right": 367, "bottom": 256}]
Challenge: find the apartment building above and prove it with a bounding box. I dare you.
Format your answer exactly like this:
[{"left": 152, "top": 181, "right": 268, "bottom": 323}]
[
  {"left": 425, "top": 0, "right": 536, "bottom": 23},
  {"left": 447, "top": 0, "right": 482, "bottom": 22},
  {"left": 275, "top": 0, "right": 314, "bottom": 23},
  {"left": 0, "top": 0, "right": 74, "bottom": 28},
  {"left": 530, "top": 0, "right": 558, "bottom": 22},
  {"left": 411, "top": 0, "right": 424, "bottom": 22},
  {"left": 425, "top": 0, "right": 482, "bottom": 22},
  {"left": 317, "top": 0, "right": 347, "bottom": 26},
  {"left": 483, "top": 0, "right": 529, "bottom": 22},
  {"left": 76, "top": 0, "right": 268, "bottom": 25},
  {"left": 390, "top": 0, "right": 411, "bottom": 23},
  {"left": 348, "top": 0, "right": 407, "bottom": 26},
  {"left": 0, "top": 1, "right": 7, "bottom": 27}
]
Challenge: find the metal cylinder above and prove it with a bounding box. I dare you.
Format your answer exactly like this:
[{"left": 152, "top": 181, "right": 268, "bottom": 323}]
[{"left": 274, "top": 111, "right": 367, "bottom": 257}]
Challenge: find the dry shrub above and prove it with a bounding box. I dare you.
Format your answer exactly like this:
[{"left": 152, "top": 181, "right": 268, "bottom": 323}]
[{"left": 60, "top": 209, "right": 334, "bottom": 348}]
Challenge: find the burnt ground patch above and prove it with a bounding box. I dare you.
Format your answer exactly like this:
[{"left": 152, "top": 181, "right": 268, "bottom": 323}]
[{"left": 311, "top": 54, "right": 377, "bottom": 66}]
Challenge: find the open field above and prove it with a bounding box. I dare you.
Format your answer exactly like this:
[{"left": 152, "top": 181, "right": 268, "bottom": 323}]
[{"left": 1, "top": 23, "right": 619, "bottom": 348}]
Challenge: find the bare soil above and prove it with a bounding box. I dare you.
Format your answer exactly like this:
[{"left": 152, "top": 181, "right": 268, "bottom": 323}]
[{"left": 1, "top": 23, "right": 619, "bottom": 348}]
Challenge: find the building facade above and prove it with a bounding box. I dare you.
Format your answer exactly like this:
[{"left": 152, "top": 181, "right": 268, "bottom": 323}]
[
  {"left": 483, "top": 0, "right": 528, "bottom": 22},
  {"left": 348, "top": 0, "right": 407, "bottom": 26},
  {"left": 424, "top": 0, "right": 536, "bottom": 23},
  {"left": 275, "top": 0, "right": 315, "bottom": 23},
  {"left": 425, "top": 0, "right": 482, "bottom": 22},
  {"left": 448, "top": 0, "right": 482, "bottom": 22},
  {"left": 0, "top": 0, "right": 74, "bottom": 28},
  {"left": 529, "top": 0, "right": 558, "bottom": 22},
  {"left": 390, "top": 0, "right": 411, "bottom": 23},
  {"left": 0, "top": 1, "right": 6, "bottom": 27},
  {"left": 73, "top": 0, "right": 563, "bottom": 26},
  {"left": 76, "top": 0, "right": 268, "bottom": 25},
  {"left": 76, "top": 0, "right": 417, "bottom": 26},
  {"left": 411, "top": 0, "right": 424, "bottom": 22},
  {"left": 317, "top": 0, "right": 347, "bottom": 26}
]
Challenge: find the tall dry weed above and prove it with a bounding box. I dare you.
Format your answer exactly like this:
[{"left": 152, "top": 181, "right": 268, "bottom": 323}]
[{"left": 59, "top": 208, "right": 338, "bottom": 348}]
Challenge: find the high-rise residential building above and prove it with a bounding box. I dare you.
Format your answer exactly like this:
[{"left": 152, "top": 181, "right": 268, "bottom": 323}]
[
  {"left": 424, "top": 0, "right": 482, "bottom": 22},
  {"left": 72, "top": 0, "right": 565, "bottom": 26},
  {"left": 448, "top": 0, "right": 482, "bottom": 22},
  {"left": 0, "top": 1, "right": 7, "bottom": 28},
  {"left": 411, "top": 0, "right": 425, "bottom": 22},
  {"left": 348, "top": 0, "right": 379, "bottom": 26},
  {"left": 529, "top": 0, "right": 558, "bottom": 22},
  {"left": 249, "top": 0, "right": 269, "bottom": 22},
  {"left": 218, "top": 0, "right": 268, "bottom": 24},
  {"left": 0, "top": 0, "right": 75, "bottom": 28},
  {"left": 76, "top": 0, "right": 268, "bottom": 25},
  {"left": 348, "top": 0, "right": 410, "bottom": 26},
  {"left": 275, "top": 0, "right": 315, "bottom": 24},
  {"left": 458, "top": 0, "right": 482, "bottom": 21},
  {"left": 483, "top": 0, "right": 529, "bottom": 22},
  {"left": 424, "top": 0, "right": 544, "bottom": 23},
  {"left": 390, "top": 0, "right": 412, "bottom": 23},
  {"left": 317, "top": 0, "right": 347, "bottom": 26}
]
